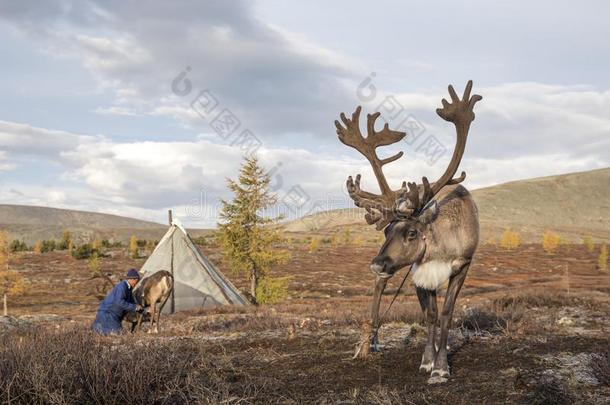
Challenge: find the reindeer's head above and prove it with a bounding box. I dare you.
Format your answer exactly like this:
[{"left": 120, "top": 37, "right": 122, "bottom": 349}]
[
  {"left": 370, "top": 201, "right": 439, "bottom": 276},
  {"left": 335, "top": 81, "right": 482, "bottom": 278}
]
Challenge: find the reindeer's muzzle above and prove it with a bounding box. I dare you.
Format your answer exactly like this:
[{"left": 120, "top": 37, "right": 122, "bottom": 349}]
[{"left": 370, "top": 259, "right": 394, "bottom": 279}]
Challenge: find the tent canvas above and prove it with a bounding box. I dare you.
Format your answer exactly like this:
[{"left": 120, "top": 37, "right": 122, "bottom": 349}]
[{"left": 140, "top": 219, "right": 249, "bottom": 313}]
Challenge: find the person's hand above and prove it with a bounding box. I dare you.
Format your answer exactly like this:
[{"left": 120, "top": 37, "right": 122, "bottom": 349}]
[{"left": 135, "top": 304, "right": 143, "bottom": 312}]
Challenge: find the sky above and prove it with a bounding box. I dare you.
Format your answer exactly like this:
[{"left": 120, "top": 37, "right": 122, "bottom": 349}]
[{"left": 0, "top": 0, "right": 609, "bottom": 227}]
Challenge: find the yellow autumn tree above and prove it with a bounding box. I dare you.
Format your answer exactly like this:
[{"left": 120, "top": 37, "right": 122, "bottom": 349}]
[
  {"left": 59, "top": 230, "right": 72, "bottom": 250},
  {"left": 0, "top": 231, "right": 7, "bottom": 270},
  {"left": 542, "top": 231, "right": 561, "bottom": 253},
  {"left": 128, "top": 235, "right": 139, "bottom": 259},
  {"left": 582, "top": 235, "right": 594, "bottom": 253},
  {"left": 88, "top": 252, "right": 101, "bottom": 277},
  {"left": 309, "top": 238, "right": 319, "bottom": 253},
  {"left": 500, "top": 229, "right": 521, "bottom": 250},
  {"left": 0, "top": 231, "right": 26, "bottom": 315}
]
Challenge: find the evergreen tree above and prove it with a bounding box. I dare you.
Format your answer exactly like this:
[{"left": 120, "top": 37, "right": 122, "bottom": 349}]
[{"left": 218, "top": 155, "right": 289, "bottom": 304}]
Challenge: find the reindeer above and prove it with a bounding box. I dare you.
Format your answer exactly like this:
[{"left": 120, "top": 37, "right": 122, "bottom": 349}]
[
  {"left": 335, "top": 81, "right": 482, "bottom": 379},
  {"left": 132, "top": 270, "right": 173, "bottom": 334}
]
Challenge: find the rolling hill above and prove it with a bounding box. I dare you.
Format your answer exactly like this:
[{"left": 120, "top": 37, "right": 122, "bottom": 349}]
[
  {"left": 283, "top": 167, "right": 610, "bottom": 242},
  {"left": 1, "top": 168, "right": 608, "bottom": 245},
  {"left": 0, "top": 205, "right": 167, "bottom": 244}
]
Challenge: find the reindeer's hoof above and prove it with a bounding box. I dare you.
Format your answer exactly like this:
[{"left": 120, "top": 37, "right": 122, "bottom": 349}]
[
  {"left": 419, "top": 352, "right": 435, "bottom": 373},
  {"left": 427, "top": 375, "right": 448, "bottom": 384},
  {"left": 431, "top": 368, "right": 450, "bottom": 378}
]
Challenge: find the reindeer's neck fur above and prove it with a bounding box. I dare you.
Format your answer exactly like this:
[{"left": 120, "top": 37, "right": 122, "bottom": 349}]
[
  {"left": 414, "top": 185, "right": 479, "bottom": 291},
  {"left": 412, "top": 260, "right": 452, "bottom": 290}
]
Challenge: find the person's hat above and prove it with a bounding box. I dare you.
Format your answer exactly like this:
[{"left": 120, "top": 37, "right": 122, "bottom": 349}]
[{"left": 126, "top": 269, "right": 141, "bottom": 280}]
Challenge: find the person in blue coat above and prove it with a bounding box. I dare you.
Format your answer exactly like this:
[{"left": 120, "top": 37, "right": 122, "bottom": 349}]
[{"left": 92, "top": 269, "right": 143, "bottom": 335}]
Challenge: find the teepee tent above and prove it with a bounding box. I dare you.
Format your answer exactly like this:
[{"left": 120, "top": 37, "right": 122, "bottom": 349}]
[{"left": 140, "top": 216, "right": 249, "bottom": 313}]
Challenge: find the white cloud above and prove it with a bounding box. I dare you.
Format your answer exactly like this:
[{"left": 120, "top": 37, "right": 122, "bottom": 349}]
[
  {"left": 0, "top": 0, "right": 357, "bottom": 138},
  {"left": 0, "top": 120, "right": 98, "bottom": 154},
  {"left": 0, "top": 1, "right": 609, "bottom": 227},
  {"left": 0, "top": 151, "right": 16, "bottom": 172}
]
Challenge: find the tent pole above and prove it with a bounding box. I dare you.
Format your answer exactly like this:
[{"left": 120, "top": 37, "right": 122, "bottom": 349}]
[{"left": 169, "top": 209, "right": 175, "bottom": 314}]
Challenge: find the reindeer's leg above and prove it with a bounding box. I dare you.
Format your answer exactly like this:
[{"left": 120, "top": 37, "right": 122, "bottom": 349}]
[
  {"left": 355, "top": 275, "right": 388, "bottom": 358},
  {"left": 431, "top": 262, "right": 470, "bottom": 378},
  {"left": 153, "top": 302, "right": 161, "bottom": 334},
  {"left": 156, "top": 294, "right": 170, "bottom": 333},
  {"left": 135, "top": 311, "right": 143, "bottom": 333},
  {"left": 370, "top": 275, "right": 389, "bottom": 351},
  {"left": 148, "top": 303, "right": 156, "bottom": 334},
  {"left": 416, "top": 287, "right": 438, "bottom": 373}
]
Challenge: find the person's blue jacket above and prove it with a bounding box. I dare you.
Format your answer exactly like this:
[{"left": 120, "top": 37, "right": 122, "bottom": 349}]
[{"left": 92, "top": 280, "right": 137, "bottom": 335}]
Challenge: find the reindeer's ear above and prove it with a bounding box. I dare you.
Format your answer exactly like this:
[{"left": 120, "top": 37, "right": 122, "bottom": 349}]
[{"left": 417, "top": 201, "right": 439, "bottom": 225}]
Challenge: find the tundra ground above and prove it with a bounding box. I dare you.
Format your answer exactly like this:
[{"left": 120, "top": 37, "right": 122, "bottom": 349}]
[{"left": 1, "top": 242, "right": 609, "bottom": 403}]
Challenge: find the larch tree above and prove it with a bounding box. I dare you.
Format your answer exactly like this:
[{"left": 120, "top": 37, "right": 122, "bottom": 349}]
[
  {"left": 0, "top": 231, "right": 26, "bottom": 316},
  {"left": 128, "top": 235, "right": 139, "bottom": 259},
  {"left": 218, "top": 155, "right": 289, "bottom": 304}
]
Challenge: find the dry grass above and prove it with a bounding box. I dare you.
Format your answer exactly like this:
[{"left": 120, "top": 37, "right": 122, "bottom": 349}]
[
  {"left": 0, "top": 326, "right": 254, "bottom": 404},
  {"left": 524, "top": 375, "right": 574, "bottom": 405},
  {"left": 592, "top": 352, "right": 610, "bottom": 386}
]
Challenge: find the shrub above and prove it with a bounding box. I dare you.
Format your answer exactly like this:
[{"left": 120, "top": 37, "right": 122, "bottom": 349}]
[
  {"left": 146, "top": 240, "right": 156, "bottom": 253},
  {"left": 255, "top": 276, "right": 290, "bottom": 304},
  {"left": 542, "top": 231, "right": 561, "bottom": 253},
  {"left": 192, "top": 235, "right": 215, "bottom": 247},
  {"left": 91, "top": 239, "right": 102, "bottom": 251},
  {"left": 136, "top": 239, "right": 147, "bottom": 248},
  {"left": 40, "top": 239, "right": 56, "bottom": 253},
  {"left": 101, "top": 239, "right": 123, "bottom": 248},
  {"left": 72, "top": 244, "right": 96, "bottom": 260},
  {"left": 599, "top": 244, "right": 608, "bottom": 272},
  {"left": 500, "top": 229, "right": 521, "bottom": 250},
  {"left": 9, "top": 239, "right": 28, "bottom": 252},
  {"left": 58, "top": 230, "right": 72, "bottom": 250},
  {"left": 460, "top": 307, "right": 508, "bottom": 334},
  {"left": 582, "top": 235, "right": 595, "bottom": 253}
]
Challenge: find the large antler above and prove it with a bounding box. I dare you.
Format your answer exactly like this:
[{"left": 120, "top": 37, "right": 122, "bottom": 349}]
[
  {"left": 335, "top": 106, "right": 407, "bottom": 229},
  {"left": 397, "top": 80, "right": 482, "bottom": 217}
]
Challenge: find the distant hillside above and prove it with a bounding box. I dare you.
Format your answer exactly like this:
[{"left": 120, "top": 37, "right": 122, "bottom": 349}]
[
  {"left": 283, "top": 167, "right": 610, "bottom": 242},
  {"left": 0, "top": 205, "right": 167, "bottom": 244},
  {"left": 3, "top": 168, "right": 608, "bottom": 245},
  {"left": 474, "top": 167, "right": 610, "bottom": 242}
]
